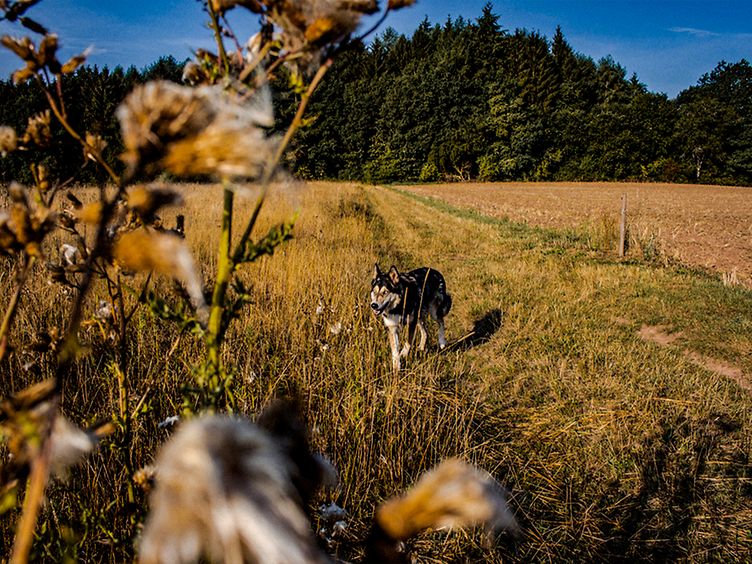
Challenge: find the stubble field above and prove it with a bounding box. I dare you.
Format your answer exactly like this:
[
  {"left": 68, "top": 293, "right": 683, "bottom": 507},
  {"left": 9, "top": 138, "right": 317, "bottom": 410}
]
[
  {"left": 400, "top": 182, "right": 752, "bottom": 287},
  {"left": 1, "top": 180, "right": 752, "bottom": 561}
]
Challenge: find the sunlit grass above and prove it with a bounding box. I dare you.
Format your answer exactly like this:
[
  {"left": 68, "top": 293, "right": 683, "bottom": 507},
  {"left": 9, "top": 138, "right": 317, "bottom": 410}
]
[{"left": 1, "top": 180, "right": 751, "bottom": 561}]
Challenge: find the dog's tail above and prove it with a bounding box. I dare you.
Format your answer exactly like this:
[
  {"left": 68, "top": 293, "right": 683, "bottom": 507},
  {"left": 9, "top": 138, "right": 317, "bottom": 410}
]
[{"left": 439, "top": 292, "right": 452, "bottom": 319}]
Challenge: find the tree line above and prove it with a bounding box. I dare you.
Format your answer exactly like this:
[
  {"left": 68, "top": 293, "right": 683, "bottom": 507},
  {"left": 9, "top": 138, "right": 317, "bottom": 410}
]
[{"left": 2, "top": 5, "right": 751, "bottom": 186}]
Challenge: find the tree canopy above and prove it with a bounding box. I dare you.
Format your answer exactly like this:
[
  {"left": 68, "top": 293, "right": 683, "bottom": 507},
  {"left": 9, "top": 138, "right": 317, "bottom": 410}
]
[{"left": 2, "top": 8, "right": 751, "bottom": 186}]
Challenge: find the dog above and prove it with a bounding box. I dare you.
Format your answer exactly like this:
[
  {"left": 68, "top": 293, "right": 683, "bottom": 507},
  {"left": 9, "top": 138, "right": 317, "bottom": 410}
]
[{"left": 370, "top": 263, "right": 452, "bottom": 372}]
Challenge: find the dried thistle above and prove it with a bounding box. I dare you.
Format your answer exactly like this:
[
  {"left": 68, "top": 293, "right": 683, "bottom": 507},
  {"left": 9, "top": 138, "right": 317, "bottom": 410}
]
[
  {"left": 117, "top": 80, "right": 217, "bottom": 177},
  {"left": 113, "top": 229, "right": 208, "bottom": 325},
  {"left": 74, "top": 201, "right": 103, "bottom": 225},
  {"left": 126, "top": 185, "right": 184, "bottom": 223},
  {"left": 1, "top": 32, "right": 63, "bottom": 81},
  {"left": 368, "top": 459, "right": 519, "bottom": 561},
  {"left": 180, "top": 60, "right": 208, "bottom": 86},
  {"left": 262, "top": 0, "right": 377, "bottom": 74},
  {"left": 23, "top": 109, "right": 52, "bottom": 148},
  {"left": 138, "top": 415, "right": 329, "bottom": 564},
  {"left": 0, "top": 125, "right": 18, "bottom": 156},
  {"left": 35, "top": 33, "right": 60, "bottom": 73},
  {"left": 386, "top": 0, "right": 416, "bottom": 10},
  {"left": 1, "top": 34, "right": 34, "bottom": 61},
  {"left": 0, "top": 378, "right": 112, "bottom": 496},
  {"left": 210, "top": 0, "right": 263, "bottom": 16},
  {"left": 117, "top": 80, "right": 276, "bottom": 180},
  {"left": 0, "top": 182, "right": 55, "bottom": 257},
  {"left": 83, "top": 131, "right": 108, "bottom": 162}
]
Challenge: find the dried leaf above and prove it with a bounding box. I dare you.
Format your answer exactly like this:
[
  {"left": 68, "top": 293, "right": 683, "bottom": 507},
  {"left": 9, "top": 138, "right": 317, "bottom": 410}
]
[
  {"left": 1, "top": 35, "right": 33, "bottom": 60},
  {"left": 60, "top": 48, "right": 90, "bottom": 75},
  {"left": 12, "top": 64, "right": 36, "bottom": 84},
  {"left": 19, "top": 16, "right": 47, "bottom": 35}
]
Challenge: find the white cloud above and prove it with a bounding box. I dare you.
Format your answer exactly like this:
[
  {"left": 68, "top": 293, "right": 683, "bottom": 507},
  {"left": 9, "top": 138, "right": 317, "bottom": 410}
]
[{"left": 668, "top": 27, "right": 719, "bottom": 38}]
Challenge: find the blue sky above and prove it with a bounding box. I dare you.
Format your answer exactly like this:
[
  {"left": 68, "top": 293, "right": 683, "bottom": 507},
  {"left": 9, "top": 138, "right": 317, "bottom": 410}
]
[{"left": 1, "top": 1, "right": 750, "bottom": 97}]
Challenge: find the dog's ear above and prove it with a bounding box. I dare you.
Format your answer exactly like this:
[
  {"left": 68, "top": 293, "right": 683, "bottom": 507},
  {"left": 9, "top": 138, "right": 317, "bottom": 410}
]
[
  {"left": 374, "top": 263, "right": 381, "bottom": 278},
  {"left": 389, "top": 265, "right": 400, "bottom": 285}
]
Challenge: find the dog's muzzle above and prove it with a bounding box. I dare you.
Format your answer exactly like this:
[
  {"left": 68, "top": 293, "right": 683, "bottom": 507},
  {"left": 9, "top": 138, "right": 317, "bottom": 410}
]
[{"left": 371, "top": 302, "right": 385, "bottom": 316}]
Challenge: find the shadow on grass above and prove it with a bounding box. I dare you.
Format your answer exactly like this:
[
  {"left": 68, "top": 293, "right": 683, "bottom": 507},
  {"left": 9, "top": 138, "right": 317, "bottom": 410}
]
[{"left": 446, "top": 308, "right": 504, "bottom": 352}]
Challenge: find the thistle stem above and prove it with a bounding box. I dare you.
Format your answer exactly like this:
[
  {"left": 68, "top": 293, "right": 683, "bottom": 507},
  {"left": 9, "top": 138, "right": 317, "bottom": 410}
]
[
  {"left": 232, "top": 59, "right": 333, "bottom": 263},
  {"left": 10, "top": 438, "right": 51, "bottom": 564},
  {"left": 206, "top": 2, "right": 230, "bottom": 75},
  {"left": 41, "top": 87, "right": 120, "bottom": 185},
  {"left": 207, "top": 181, "right": 235, "bottom": 369}
]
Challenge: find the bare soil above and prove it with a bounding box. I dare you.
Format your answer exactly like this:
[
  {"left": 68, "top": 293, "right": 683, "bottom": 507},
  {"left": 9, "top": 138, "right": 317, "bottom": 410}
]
[{"left": 399, "top": 182, "right": 752, "bottom": 286}]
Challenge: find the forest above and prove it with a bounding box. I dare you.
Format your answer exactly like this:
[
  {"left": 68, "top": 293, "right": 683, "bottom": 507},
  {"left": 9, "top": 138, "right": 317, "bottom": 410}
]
[{"left": 1, "top": 4, "right": 751, "bottom": 186}]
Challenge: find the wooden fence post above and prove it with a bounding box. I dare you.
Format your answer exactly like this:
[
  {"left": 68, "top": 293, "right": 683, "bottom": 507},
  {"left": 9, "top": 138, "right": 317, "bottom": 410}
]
[{"left": 619, "top": 193, "right": 627, "bottom": 257}]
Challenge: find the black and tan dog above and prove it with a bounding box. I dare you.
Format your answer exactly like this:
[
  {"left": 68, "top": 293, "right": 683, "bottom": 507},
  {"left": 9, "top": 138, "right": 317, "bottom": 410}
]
[{"left": 370, "top": 263, "right": 452, "bottom": 372}]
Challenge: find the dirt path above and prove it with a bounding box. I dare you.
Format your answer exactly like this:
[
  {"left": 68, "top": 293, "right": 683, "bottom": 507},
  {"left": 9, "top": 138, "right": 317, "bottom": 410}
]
[{"left": 638, "top": 324, "right": 751, "bottom": 392}]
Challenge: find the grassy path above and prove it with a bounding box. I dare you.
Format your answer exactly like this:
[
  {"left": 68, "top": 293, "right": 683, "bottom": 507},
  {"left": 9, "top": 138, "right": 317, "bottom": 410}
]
[{"left": 361, "top": 183, "right": 752, "bottom": 561}]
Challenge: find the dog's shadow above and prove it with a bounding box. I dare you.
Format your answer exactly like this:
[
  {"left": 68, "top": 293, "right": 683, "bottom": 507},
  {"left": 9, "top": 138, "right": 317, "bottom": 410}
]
[{"left": 445, "top": 308, "right": 504, "bottom": 352}]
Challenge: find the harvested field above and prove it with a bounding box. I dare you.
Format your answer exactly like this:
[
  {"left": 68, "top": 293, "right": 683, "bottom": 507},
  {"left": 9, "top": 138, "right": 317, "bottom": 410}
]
[{"left": 399, "top": 182, "right": 752, "bottom": 287}]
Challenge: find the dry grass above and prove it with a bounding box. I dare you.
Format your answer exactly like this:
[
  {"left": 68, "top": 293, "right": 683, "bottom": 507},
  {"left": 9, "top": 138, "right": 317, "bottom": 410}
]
[{"left": 1, "top": 180, "right": 752, "bottom": 561}]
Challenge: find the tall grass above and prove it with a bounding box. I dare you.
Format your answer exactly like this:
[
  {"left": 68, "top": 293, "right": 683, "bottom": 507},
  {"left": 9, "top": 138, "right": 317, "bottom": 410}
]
[{"left": 2, "top": 180, "right": 751, "bottom": 560}]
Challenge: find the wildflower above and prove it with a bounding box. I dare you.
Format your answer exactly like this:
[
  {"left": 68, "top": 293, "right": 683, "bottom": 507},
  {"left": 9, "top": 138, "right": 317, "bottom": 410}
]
[
  {"left": 138, "top": 415, "right": 329, "bottom": 564},
  {"left": 0, "top": 125, "right": 17, "bottom": 156},
  {"left": 117, "top": 80, "right": 276, "bottom": 180},
  {"left": 113, "top": 229, "right": 208, "bottom": 326}
]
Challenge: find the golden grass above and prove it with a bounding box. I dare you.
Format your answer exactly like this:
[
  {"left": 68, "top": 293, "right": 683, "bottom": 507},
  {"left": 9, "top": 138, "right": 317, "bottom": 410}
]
[{"left": 1, "top": 180, "right": 752, "bottom": 561}]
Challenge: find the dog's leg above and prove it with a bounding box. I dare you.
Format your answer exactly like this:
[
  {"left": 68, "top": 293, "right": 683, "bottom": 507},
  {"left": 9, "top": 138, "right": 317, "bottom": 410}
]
[
  {"left": 388, "top": 327, "right": 400, "bottom": 372},
  {"left": 417, "top": 319, "right": 428, "bottom": 352},
  {"left": 437, "top": 317, "right": 447, "bottom": 350},
  {"left": 401, "top": 317, "right": 416, "bottom": 359}
]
